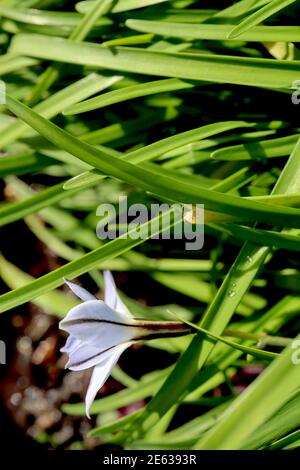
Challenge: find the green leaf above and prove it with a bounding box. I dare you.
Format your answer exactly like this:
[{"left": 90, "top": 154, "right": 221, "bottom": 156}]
[
  {"left": 0, "top": 73, "right": 123, "bottom": 149},
  {"left": 89, "top": 409, "right": 143, "bottom": 437},
  {"left": 196, "top": 333, "right": 300, "bottom": 449},
  {"left": 0, "top": 181, "right": 83, "bottom": 228},
  {"left": 0, "top": 208, "right": 182, "bottom": 314},
  {"left": 0, "top": 149, "right": 54, "bottom": 176},
  {"left": 0, "top": 4, "right": 112, "bottom": 27},
  {"left": 0, "top": 254, "right": 78, "bottom": 317},
  {"left": 242, "top": 391, "right": 300, "bottom": 449},
  {"left": 213, "top": 223, "right": 300, "bottom": 253},
  {"left": 9, "top": 33, "right": 300, "bottom": 88},
  {"left": 227, "top": 0, "right": 297, "bottom": 39},
  {"left": 0, "top": 119, "right": 247, "bottom": 227},
  {"left": 63, "top": 78, "right": 195, "bottom": 115},
  {"left": 0, "top": 53, "right": 39, "bottom": 75},
  {"left": 126, "top": 20, "right": 300, "bottom": 43},
  {"left": 173, "top": 314, "right": 278, "bottom": 361},
  {"left": 212, "top": 134, "right": 300, "bottom": 161},
  {"left": 5, "top": 96, "right": 300, "bottom": 230},
  {"left": 75, "top": 0, "right": 169, "bottom": 14},
  {"left": 69, "top": 0, "right": 114, "bottom": 42}
]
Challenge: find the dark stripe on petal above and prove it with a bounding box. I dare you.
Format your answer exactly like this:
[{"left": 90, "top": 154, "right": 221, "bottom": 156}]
[
  {"left": 62, "top": 318, "right": 142, "bottom": 328},
  {"left": 62, "top": 318, "right": 190, "bottom": 331},
  {"left": 68, "top": 344, "right": 116, "bottom": 369}
]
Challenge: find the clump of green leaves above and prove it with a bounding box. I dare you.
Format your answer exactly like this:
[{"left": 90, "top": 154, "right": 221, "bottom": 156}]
[{"left": 1, "top": 0, "right": 300, "bottom": 450}]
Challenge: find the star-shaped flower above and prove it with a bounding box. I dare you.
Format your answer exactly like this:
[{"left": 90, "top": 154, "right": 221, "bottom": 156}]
[{"left": 60, "top": 271, "right": 190, "bottom": 417}]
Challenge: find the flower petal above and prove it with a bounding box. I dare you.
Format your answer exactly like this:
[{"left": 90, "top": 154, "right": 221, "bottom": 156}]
[
  {"left": 85, "top": 342, "right": 131, "bottom": 418},
  {"left": 60, "top": 335, "right": 81, "bottom": 354},
  {"left": 103, "top": 270, "right": 131, "bottom": 317},
  {"left": 59, "top": 300, "right": 139, "bottom": 349},
  {"left": 66, "top": 342, "right": 110, "bottom": 371},
  {"left": 64, "top": 278, "right": 96, "bottom": 301}
]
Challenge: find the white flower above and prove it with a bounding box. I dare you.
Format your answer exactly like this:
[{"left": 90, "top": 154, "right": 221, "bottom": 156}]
[{"left": 60, "top": 271, "right": 190, "bottom": 418}]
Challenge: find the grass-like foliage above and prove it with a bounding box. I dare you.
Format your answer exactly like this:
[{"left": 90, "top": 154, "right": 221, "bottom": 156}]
[{"left": 1, "top": 0, "right": 300, "bottom": 450}]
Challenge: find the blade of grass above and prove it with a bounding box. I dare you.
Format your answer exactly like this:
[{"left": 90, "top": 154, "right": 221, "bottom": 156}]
[
  {"left": 212, "top": 223, "right": 300, "bottom": 253},
  {"left": 5, "top": 96, "right": 300, "bottom": 229},
  {"left": 0, "top": 254, "right": 78, "bottom": 317},
  {"left": 88, "top": 409, "right": 143, "bottom": 437},
  {"left": 173, "top": 314, "right": 278, "bottom": 361},
  {"left": 102, "top": 33, "right": 154, "bottom": 47},
  {"left": 75, "top": 0, "right": 169, "bottom": 14},
  {"left": 126, "top": 20, "right": 300, "bottom": 43},
  {"left": 211, "top": 134, "right": 300, "bottom": 161},
  {"left": 0, "top": 54, "right": 39, "bottom": 75},
  {"left": 0, "top": 73, "right": 123, "bottom": 149},
  {"left": 9, "top": 33, "right": 300, "bottom": 89},
  {"left": 227, "top": 0, "right": 297, "bottom": 39},
  {"left": 0, "top": 4, "right": 112, "bottom": 27},
  {"left": 0, "top": 149, "right": 54, "bottom": 176},
  {"left": 196, "top": 332, "right": 300, "bottom": 449},
  {"left": 242, "top": 391, "right": 300, "bottom": 449},
  {"left": 25, "top": 0, "right": 114, "bottom": 106},
  {"left": 0, "top": 208, "right": 183, "bottom": 314},
  {"left": 63, "top": 78, "right": 195, "bottom": 115},
  {"left": 212, "top": 0, "right": 271, "bottom": 21},
  {"left": 0, "top": 119, "right": 250, "bottom": 227},
  {"left": 152, "top": 272, "right": 264, "bottom": 316},
  {"left": 69, "top": 0, "right": 114, "bottom": 42}
]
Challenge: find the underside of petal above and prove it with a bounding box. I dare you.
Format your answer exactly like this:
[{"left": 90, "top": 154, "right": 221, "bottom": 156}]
[
  {"left": 60, "top": 335, "right": 82, "bottom": 354},
  {"left": 64, "top": 278, "right": 97, "bottom": 302},
  {"left": 85, "top": 342, "right": 131, "bottom": 418},
  {"left": 67, "top": 342, "right": 117, "bottom": 371},
  {"left": 59, "top": 300, "right": 138, "bottom": 349},
  {"left": 103, "top": 270, "right": 132, "bottom": 318}
]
